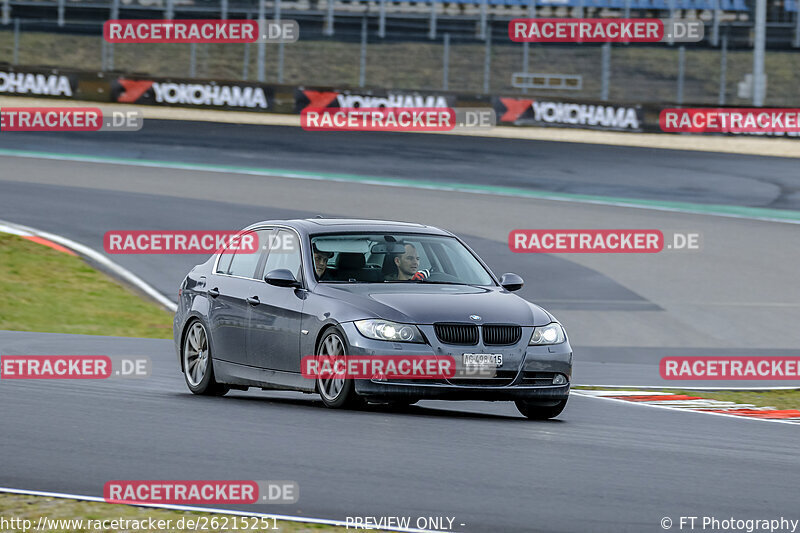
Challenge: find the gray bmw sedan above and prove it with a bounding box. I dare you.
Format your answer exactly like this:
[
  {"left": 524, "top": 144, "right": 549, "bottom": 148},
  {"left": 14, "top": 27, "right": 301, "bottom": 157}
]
[{"left": 174, "top": 219, "right": 573, "bottom": 419}]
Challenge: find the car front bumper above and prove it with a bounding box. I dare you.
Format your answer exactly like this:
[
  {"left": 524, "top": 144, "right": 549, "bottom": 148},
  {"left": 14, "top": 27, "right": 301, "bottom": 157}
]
[{"left": 340, "top": 322, "right": 573, "bottom": 402}]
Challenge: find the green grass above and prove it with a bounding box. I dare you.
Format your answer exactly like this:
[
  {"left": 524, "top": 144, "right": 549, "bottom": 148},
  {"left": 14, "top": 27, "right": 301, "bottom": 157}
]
[
  {"left": 1, "top": 28, "right": 799, "bottom": 105},
  {"left": 0, "top": 493, "right": 348, "bottom": 532},
  {"left": 0, "top": 233, "right": 173, "bottom": 338},
  {"left": 574, "top": 386, "right": 800, "bottom": 411}
]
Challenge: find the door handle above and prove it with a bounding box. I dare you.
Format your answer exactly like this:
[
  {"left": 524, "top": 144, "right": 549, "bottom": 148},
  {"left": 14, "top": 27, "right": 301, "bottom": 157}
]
[
  {"left": 208, "top": 287, "right": 220, "bottom": 298},
  {"left": 246, "top": 296, "right": 260, "bottom": 306}
]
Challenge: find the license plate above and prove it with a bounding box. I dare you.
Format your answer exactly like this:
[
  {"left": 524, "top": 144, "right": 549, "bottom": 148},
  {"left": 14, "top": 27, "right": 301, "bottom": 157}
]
[{"left": 462, "top": 353, "right": 503, "bottom": 367}]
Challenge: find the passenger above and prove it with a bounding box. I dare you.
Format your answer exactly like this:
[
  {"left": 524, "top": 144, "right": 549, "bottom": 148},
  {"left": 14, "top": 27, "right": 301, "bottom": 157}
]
[{"left": 312, "top": 243, "right": 334, "bottom": 280}]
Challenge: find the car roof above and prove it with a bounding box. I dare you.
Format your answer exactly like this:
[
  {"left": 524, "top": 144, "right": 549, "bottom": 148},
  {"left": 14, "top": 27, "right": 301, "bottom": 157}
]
[{"left": 244, "top": 218, "right": 454, "bottom": 237}]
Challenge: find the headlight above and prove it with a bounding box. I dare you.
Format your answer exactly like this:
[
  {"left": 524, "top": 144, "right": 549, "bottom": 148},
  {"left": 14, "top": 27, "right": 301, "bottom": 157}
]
[
  {"left": 529, "top": 323, "right": 566, "bottom": 345},
  {"left": 355, "top": 319, "right": 425, "bottom": 343}
]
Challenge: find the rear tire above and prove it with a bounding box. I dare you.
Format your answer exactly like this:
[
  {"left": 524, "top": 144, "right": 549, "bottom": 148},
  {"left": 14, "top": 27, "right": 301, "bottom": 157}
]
[
  {"left": 183, "top": 320, "right": 229, "bottom": 396},
  {"left": 315, "top": 327, "right": 362, "bottom": 409},
  {"left": 515, "top": 398, "right": 567, "bottom": 420}
]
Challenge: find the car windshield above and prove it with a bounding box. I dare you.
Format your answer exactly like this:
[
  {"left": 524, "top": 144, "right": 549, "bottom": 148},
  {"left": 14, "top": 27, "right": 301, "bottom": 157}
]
[{"left": 311, "top": 233, "right": 495, "bottom": 285}]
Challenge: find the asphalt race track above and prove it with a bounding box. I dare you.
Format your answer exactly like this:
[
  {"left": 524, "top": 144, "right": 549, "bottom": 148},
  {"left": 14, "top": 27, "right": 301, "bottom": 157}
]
[
  {"left": 1, "top": 121, "right": 800, "bottom": 209},
  {"left": 1, "top": 122, "right": 799, "bottom": 532},
  {"left": 2, "top": 329, "right": 799, "bottom": 533}
]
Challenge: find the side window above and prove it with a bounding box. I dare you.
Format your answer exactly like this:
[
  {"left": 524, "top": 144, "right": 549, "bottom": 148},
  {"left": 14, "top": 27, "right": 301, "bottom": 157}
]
[
  {"left": 263, "top": 229, "right": 302, "bottom": 282},
  {"left": 216, "top": 251, "right": 233, "bottom": 275},
  {"left": 226, "top": 231, "right": 262, "bottom": 279}
]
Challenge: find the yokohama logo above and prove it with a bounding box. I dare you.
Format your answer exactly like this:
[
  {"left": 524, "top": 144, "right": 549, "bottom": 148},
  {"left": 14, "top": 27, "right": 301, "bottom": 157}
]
[
  {"left": 336, "top": 94, "right": 449, "bottom": 108},
  {"left": 153, "top": 82, "right": 267, "bottom": 108},
  {"left": 498, "top": 97, "right": 640, "bottom": 130},
  {"left": 115, "top": 79, "right": 268, "bottom": 108},
  {"left": 116, "top": 79, "right": 154, "bottom": 103},
  {"left": 532, "top": 101, "right": 639, "bottom": 129},
  {"left": 0, "top": 71, "right": 73, "bottom": 97},
  {"left": 301, "top": 90, "right": 449, "bottom": 111}
]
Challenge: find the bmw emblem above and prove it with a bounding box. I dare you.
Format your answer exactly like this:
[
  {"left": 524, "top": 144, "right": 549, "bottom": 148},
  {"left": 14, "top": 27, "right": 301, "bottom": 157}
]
[{"left": 469, "top": 315, "right": 482, "bottom": 321}]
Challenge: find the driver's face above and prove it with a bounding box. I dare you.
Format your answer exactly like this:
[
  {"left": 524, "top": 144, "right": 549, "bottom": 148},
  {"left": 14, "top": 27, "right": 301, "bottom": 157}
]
[
  {"left": 395, "top": 244, "right": 419, "bottom": 278},
  {"left": 314, "top": 252, "right": 330, "bottom": 277}
]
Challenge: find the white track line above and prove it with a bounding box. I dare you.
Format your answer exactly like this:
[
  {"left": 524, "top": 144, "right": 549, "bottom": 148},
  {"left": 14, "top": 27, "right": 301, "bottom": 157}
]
[
  {"left": 0, "top": 487, "right": 448, "bottom": 533},
  {"left": 574, "top": 384, "right": 800, "bottom": 391},
  {"left": 0, "top": 219, "right": 176, "bottom": 312},
  {"left": 2, "top": 149, "right": 800, "bottom": 226},
  {"left": 571, "top": 391, "right": 800, "bottom": 426}
]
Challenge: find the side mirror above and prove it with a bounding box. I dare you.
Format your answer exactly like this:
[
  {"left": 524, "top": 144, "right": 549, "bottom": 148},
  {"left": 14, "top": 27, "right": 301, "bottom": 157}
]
[
  {"left": 499, "top": 273, "right": 524, "bottom": 292},
  {"left": 265, "top": 269, "right": 301, "bottom": 288}
]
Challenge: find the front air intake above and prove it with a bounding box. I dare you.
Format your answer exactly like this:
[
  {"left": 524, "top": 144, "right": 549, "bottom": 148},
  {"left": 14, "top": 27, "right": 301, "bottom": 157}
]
[
  {"left": 434, "top": 323, "right": 479, "bottom": 345},
  {"left": 482, "top": 325, "right": 522, "bottom": 346}
]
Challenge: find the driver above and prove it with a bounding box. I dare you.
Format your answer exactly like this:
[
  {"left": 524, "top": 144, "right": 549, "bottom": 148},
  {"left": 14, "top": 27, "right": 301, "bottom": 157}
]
[{"left": 385, "top": 243, "right": 429, "bottom": 281}]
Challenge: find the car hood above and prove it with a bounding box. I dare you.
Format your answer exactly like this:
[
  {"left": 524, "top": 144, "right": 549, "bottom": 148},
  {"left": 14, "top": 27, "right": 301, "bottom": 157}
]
[{"left": 318, "top": 284, "right": 553, "bottom": 326}]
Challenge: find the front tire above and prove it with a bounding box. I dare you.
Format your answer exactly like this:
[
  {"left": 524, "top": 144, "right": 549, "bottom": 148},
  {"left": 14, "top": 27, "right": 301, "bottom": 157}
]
[
  {"left": 515, "top": 398, "right": 567, "bottom": 420},
  {"left": 315, "top": 327, "right": 361, "bottom": 409},
  {"left": 183, "top": 320, "right": 229, "bottom": 396}
]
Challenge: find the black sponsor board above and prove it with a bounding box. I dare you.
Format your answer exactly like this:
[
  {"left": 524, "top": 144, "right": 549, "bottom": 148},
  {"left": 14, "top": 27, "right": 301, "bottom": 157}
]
[
  {"left": 0, "top": 64, "right": 81, "bottom": 100},
  {"left": 493, "top": 95, "right": 645, "bottom": 132},
  {"left": 294, "top": 87, "right": 456, "bottom": 112},
  {"left": 109, "top": 76, "right": 277, "bottom": 111}
]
